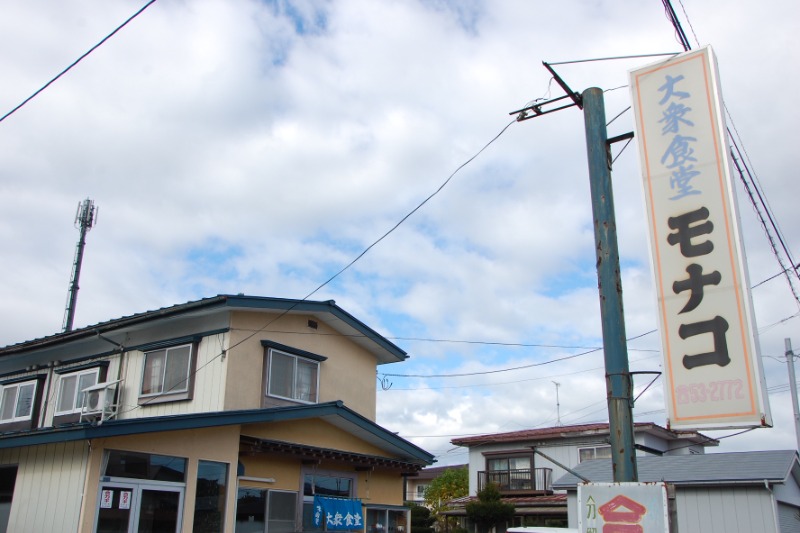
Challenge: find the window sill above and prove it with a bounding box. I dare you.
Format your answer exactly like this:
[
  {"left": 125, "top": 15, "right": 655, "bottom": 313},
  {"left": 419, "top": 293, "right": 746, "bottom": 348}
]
[
  {"left": 138, "top": 391, "right": 192, "bottom": 406},
  {"left": 0, "top": 419, "right": 34, "bottom": 432}
]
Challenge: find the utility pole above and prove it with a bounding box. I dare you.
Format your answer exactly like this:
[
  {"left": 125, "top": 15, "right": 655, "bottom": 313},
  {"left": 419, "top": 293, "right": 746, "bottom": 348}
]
[
  {"left": 510, "top": 72, "right": 639, "bottom": 482},
  {"left": 63, "top": 198, "right": 98, "bottom": 332},
  {"left": 785, "top": 338, "right": 800, "bottom": 452},
  {"left": 582, "top": 87, "right": 638, "bottom": 482}
]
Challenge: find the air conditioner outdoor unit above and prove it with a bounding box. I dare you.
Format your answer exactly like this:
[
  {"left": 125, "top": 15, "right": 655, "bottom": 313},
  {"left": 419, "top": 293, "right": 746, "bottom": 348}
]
[{"left": 81, "top": 380, "right": 122, "bottom": 423}]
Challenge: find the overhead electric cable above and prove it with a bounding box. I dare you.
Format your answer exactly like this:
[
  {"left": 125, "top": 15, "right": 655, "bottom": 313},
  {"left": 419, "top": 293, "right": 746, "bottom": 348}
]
[
  {"left": 119, "top": 117, "right": 518, "bottom": 415},
  {"left": 382, "top": 346, "right": 604, "bottom": 378},
  {"left": 661, "top": 0, "right": 691, "bottom": 51},
  {"left": 300, "top": 119, "right": 516, "bottom": 301},
  {"left": 676, "top": 0, "right": 701, "bottom": 48},
  {"left": 0, "top": 0, "right": 158, "bottom": 125},
  {"left": 662, "top": 1, "right": 800, "bottom": 309}
]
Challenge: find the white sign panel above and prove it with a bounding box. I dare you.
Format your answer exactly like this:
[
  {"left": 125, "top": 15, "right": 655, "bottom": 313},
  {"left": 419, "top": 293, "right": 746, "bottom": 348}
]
[
  {"left": 629, "top": 46, "right": 771, "bottom": 429},
  {"left": 578, "top": 482, "right": 668, "bottom": 533},
  {"left": 100, "top": 489, "right": 114, "bottom": 509},
  {"left": 119, "top": 490, "right": 132, "bottom": 510}
]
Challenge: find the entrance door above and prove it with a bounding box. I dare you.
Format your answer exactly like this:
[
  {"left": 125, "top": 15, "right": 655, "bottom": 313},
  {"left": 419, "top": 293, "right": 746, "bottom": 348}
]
[{"left": 96, "top": 483, "right": 183, "bottom": 533}]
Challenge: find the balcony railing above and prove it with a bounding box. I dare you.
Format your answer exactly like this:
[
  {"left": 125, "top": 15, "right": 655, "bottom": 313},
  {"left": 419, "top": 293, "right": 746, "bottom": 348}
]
[{"left": 477, "top": 468, "right": 552, "bottom": 494}]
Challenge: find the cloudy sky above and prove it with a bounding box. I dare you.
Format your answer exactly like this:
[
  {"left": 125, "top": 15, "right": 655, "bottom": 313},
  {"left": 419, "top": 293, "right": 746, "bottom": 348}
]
[{"left": 1, "top": 0, "right": 798, "bottom": 465}]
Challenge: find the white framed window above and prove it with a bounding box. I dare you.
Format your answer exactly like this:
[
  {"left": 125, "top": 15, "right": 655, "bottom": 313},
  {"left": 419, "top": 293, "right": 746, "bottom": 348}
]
[
  {"left": 56, "top": 369, "right": 99, "bottom": 415},
  {"left": 267, "top": 349, "right": 319, "bottom": 403},
  {"left": 579, "top": 446, "right": 612, "bottom": 463},
  {"left": 140, "top": 344, "right": 192, "bottom": 397},
  {"left": 0, "top": 380, "right": 37, "bottom": 422}
]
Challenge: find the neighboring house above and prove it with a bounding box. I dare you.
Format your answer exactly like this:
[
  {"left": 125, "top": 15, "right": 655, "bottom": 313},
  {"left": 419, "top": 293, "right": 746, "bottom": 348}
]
[
  {"left": 552, "top": 450, "right": 800, "bottom": 533},
  {"left": 447, "top": 422, "right": 717, "bottom": 528},
  {"left": 404, "top": 465, "right": 466, "bottom": 505},
  {"left": 0, "top": 294, "right": 434, "bottom": 533}
]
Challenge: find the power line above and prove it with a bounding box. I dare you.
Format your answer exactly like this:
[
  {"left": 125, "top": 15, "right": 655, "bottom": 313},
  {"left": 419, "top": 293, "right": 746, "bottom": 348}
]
[
  {"left": 0, "top": 0, "right": 158, "bottom": 125},
  {"left": 661, "top": 0, "right": 800, "bottom": 310},
  {"left": 300, "top": 119, "right": 516, "bottom": 302},
  {"left": 118, "top": 117, "right": 518, "bottom": 414}
]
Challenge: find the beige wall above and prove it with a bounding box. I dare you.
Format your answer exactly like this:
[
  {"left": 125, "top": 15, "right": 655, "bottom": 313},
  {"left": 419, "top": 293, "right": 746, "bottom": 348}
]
[
  {"left": 79, "top": 426, "right": 241, "bottom": 533},
  {"left": 241, "top": 418, "right": 407, "bottom": 506},
  {"left": 243, "top": 419, "right": 391, "bottom": 457},
  {"left": 226, "top": 311, "right": 378, "bottom": 419}
]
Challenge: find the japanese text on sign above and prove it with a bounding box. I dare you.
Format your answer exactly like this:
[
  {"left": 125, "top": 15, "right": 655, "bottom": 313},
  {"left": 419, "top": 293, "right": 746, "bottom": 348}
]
[{"left": 629, "top": 46, "right": 771, "bottom": 429}]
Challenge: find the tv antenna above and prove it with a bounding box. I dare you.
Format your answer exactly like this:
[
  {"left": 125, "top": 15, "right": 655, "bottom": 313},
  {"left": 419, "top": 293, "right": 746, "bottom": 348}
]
[
  {"left": 63, "top": 198, "right": 98, "bottom": 332},
  {"left": 553, "top": 381, "right": 561, "bottom": 426}
]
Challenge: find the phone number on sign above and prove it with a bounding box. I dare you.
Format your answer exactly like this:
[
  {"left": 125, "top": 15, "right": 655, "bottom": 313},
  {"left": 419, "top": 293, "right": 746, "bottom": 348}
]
[{"left": 676, "top": 380, "right": 744, "bottom": 404}]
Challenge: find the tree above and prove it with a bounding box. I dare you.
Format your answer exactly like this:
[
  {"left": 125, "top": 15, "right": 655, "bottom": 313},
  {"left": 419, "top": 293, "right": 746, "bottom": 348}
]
[
  {"left": 465, "top": 483, "right": 515, "bottom": 533},
  {"left": 409, "top": 503, "right": 436, "bottom": 533},
  {"left": 423, "top": 466, "right": 469, "bottom": 530}
]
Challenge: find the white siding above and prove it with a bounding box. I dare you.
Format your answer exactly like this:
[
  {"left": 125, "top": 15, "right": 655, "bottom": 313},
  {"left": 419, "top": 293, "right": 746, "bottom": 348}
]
[
  {"left": 121, "top": 333, "right": 228, "bottom": 419},
  {"left": 40, "top": 355, "right": 123, "bottom": 427},
  {"left": 676, "top": 486, "right": 777, "bottom": 533},
  {"left": 536, "top": 444, "right": 583, "bottom": 484},
  {"left": 0, "top": 441, "right": 89, "bottom": 533}
]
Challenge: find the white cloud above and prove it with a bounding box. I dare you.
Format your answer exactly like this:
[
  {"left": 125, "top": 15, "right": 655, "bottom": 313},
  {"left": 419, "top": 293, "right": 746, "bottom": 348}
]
[{"left": 1, "top": 0, "right": 798, "bottom": 462}]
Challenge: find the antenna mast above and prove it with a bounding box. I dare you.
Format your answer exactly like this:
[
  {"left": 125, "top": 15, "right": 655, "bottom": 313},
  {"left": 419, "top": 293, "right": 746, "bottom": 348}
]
[
  {"left": 552, "top": 381, "right": 561, "bottom": 426},
  {"left": 63, "top": 198, "right": 98, "bottom": 332}
]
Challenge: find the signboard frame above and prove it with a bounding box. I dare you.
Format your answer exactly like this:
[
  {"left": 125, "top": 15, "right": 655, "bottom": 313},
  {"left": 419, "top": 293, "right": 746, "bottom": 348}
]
[
  {"left": 629, "top": 46, "right": 772, "bottom": 430},
  {"left": 578, "top": 482, "right": 669, "bottom": 533}
]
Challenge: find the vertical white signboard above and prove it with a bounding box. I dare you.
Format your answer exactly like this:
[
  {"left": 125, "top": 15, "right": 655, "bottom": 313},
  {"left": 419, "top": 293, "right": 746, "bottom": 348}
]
[{"left": 629, "top": 46, "right": 771, "bottom": 429}]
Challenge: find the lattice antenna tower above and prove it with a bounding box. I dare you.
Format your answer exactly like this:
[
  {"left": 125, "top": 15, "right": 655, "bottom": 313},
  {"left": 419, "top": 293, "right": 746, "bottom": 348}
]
[{"left": 63, "top": 198, "right": 98, "bottom": 332}]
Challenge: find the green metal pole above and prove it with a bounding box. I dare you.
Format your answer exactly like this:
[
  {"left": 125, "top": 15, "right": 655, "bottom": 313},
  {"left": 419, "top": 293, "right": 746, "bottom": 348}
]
[{"left": 582, "top": 87, "right": 638, "bottom": 482}]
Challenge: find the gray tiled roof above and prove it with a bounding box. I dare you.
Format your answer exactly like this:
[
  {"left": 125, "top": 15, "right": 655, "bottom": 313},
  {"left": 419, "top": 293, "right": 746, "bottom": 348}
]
[{"left": 553, "top": 450, "right": 799, "bottom": 489}]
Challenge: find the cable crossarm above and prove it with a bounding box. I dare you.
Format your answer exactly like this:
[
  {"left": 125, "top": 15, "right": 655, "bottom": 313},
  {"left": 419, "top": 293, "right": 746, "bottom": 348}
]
[
  {"left": 508, "top": 62, "right": 583, "bottom": 121},
  {"left": 509, "top": 94, "right": 579, "bottom": 121}
]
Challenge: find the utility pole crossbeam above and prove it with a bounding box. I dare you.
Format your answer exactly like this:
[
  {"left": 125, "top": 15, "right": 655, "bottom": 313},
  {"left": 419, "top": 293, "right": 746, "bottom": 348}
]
[
  {"left": 63, "top": 198, "right": 97, "bottom": 332},
  {"left": 582, "top": 87, "right": 638, "bottom": 483}
]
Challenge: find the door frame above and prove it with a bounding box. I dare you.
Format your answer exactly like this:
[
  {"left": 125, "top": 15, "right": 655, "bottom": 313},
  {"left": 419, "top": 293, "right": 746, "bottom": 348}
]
[{"left": 94, "top": 479, "right": 185, "bottom": 533}]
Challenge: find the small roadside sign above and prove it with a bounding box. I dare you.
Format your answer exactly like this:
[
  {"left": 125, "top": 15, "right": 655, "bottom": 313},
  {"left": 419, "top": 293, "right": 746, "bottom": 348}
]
[{"left": 578, "top": 482, "right": 668, "bottom": 533}]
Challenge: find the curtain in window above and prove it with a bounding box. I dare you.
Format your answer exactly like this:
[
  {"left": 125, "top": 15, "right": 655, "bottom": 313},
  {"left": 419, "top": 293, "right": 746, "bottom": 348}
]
[
  {"left": 142, "top": 351, "right": 166, "bottom": 395},
  {"left": 269, "top": 352, "right": 294, "bottom": 398},
  {"left": 164, "top": 345, "right": 191, "bottom": 393},
  {"left": 296, "top": 360, "right": 317, "bottom": 402},
  {"left": 0, "top": 388, "right": 17, "bottom": 420},
  {"left": 57, "top": 375, "right": 78, "bottom": 412},
  {"left": 508, "top": 457, "right": 530, "bottom": 470},
  {"left": 14, "top": 383, "right": 34, "bottom": 418}
]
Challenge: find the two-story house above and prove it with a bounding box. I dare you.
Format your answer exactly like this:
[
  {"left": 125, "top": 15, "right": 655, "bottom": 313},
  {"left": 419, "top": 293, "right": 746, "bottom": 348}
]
[
  {"left": 403, "top": 464, "right": 466, "bottom": 505},
  {"left": 0, "top": 294, "right": 434, "bottom": 532},
  {"left": 446, "top": 422, "right": 717, "bottom": 528}
]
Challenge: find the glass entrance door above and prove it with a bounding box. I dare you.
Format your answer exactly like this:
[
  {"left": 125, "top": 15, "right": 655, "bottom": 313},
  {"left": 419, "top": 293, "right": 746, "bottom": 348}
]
[
  {"left": 96, "top": 483, "right": 183, "bottom": 533},
  {"left": 137, "top": 489, "right": 181, "bottom": 533}
]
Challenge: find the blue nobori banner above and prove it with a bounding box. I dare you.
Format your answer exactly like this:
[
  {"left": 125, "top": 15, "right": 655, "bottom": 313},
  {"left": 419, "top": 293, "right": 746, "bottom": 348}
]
[{"left": 313, "top": 495, "right": 364, "bottom": 530}]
